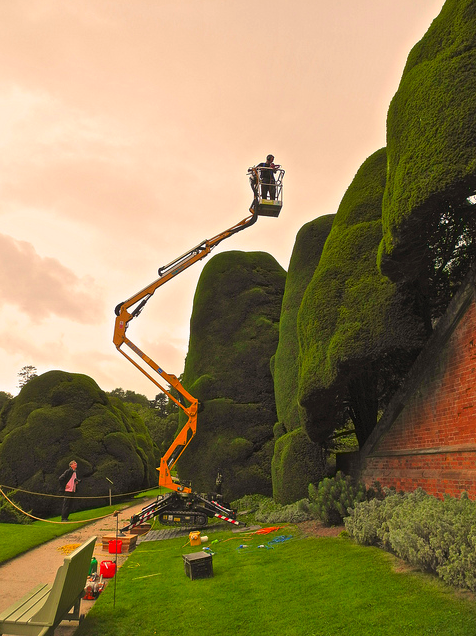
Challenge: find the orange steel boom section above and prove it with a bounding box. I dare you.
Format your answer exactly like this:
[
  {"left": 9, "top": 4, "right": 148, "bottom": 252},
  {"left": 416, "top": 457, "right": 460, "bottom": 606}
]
[{"left": 113, "top": 209, "right": 259, "bottom": 494}]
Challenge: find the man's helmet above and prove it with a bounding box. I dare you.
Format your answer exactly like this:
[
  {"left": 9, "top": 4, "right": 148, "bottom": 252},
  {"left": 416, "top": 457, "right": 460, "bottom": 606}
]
[{"left": 267, "top": 154, "right": 274, "bottom": 161}]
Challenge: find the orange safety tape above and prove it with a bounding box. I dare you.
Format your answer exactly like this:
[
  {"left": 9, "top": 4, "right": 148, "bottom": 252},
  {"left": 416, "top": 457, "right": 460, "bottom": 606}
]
[{"left": 254, "top": 526, "right": 284, "bottom": 535}]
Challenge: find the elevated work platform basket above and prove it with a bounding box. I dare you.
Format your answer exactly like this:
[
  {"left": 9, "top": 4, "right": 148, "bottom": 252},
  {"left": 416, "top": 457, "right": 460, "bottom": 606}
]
[
  {"left": 255, "top": 198, "right": 282, "bottom": 217},
  {"left": 248, "top": 165, "right": 285, "bottom": 218}
]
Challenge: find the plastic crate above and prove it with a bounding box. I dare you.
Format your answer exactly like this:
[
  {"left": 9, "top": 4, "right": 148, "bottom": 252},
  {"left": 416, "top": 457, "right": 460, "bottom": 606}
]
[{"left": 182, "top": 551, "right": 213, "bottom": 580}]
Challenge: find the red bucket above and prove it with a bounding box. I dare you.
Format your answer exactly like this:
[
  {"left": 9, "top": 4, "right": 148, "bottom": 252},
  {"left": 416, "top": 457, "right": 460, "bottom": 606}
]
[
  {"left": 100, "top": 560, "right": 116, "bottom": 578},
  {"left": 108, "top": 539, "right": 122, "bottom": 554}
]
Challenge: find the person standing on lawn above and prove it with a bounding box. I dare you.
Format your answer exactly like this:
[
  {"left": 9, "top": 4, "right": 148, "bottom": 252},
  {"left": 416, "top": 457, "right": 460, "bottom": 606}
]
[{"left": 59, "top": 460, "right": 80, "bottom": 522}]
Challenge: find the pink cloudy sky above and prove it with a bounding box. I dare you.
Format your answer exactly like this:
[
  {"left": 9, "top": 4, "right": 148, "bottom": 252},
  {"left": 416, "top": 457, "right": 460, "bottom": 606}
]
[{"left": 0, "top": 0, "right": 445, "bottom": 398}]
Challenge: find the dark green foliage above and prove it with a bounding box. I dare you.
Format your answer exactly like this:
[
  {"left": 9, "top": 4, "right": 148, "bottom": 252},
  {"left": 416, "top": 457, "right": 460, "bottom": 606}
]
[
  {"left": 344, "top": 488, "right": 404, "bottom": 549},
  {"left": 380, "top": 0, "right": 476, "bottom": 301},
  {"left": 107, "top": 388, "right": 150, "bottom": 408},
  {"left": 329, "top": 426, "right": 359, "bottom": 457},
  {"left": 178, "top": 398, "right": 276, "bottom": 499},
  {"left": 254, "top": 497, "right": 311, "bottom": 523},
  {"left": 298, "top": 149, "right": 425, "bottom": 446},
  {"left": 0, "top": 371, "right": 157, "bottom": 516},
  {"left": 424, "top": 208, "right": 476, "bottom": 325},
  {"left": 346, "top": 489, "right": 476, "bottom": 592},
  {"left": 184, "top": 251, "right": 286, "bottom": 404},
  {"left": 177, "top": 251, "right": 286, "bottom": 499},
  {"left": 0, "top": 489, "right": 32, "bottom": 524},
  {"left": 231, "top": 493, "right": 312, "bottom": 523},
  {"left": 0, "top": 391, "right": 13, "bottom": 415},
  {"left": 273, "top": 215, "right": 335, "bottom": 432},
  {"left": 272, "top": 427, "right": 326, "bottom": 505},
  {"left": 150, "top": 391, "right": 177, "bottom": 416},
  {"left": 107, "top": 389, "right": 178, "bottom": 465},
  {"left": 271, "top": 215, "right": 334, "bottom": 504},
  {"left": 273, "top": 420, "right": 286, "bottom": 440},
  {"left": 134, "top": 406, "right": 177, "bottom": 464},
  {"left": 308, "top": 471, "right": 367, "bottom": 526}
]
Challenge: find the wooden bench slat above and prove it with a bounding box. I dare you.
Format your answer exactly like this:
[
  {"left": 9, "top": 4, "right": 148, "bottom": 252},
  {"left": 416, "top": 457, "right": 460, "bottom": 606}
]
[
  {"left": 0, "top": 536, "right": 97, "bottom": 636},
  {"left": 1, "top": 585, "right": 51, "bottom": 622},
  {"left": 0, "top": 585, "right": 48, "bottom": 622},
  {"left": 33, "top": 537, "right": 95, "bottom": 626}
]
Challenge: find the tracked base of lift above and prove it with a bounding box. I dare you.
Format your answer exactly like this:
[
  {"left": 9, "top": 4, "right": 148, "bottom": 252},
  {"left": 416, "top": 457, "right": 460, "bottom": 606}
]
[
  {"left": 120, "top": 491, "right": 244, "bottom": 533},
  {"left": 255, "top": 199, "right": 282, "bottom": 217}
]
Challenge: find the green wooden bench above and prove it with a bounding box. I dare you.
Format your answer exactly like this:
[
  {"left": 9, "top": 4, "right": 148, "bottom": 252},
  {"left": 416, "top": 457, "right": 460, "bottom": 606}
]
[{"left": 0, "top": 536, "right": 97, "bottom": 636}]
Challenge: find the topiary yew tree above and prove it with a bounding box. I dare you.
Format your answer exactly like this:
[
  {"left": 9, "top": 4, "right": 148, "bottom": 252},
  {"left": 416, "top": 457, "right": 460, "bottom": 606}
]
[
  {"left": 379, "top": 0, "right": 476, "bottom": 329},
  {"left": 271, "top": 215, "right": 334, "bottom": 504},
  {"left": 0, "top": 370, "right": 157, "bottom": 516},
  {"left": 271, "top": 427, "right": 327, "bottom": 505},
  {"left": 176, "top": 250, "right": 286, "bottom": 500},
  {"left": 298, "top": 148, "right": 425, "bottom": 448},
  {"left": 272, "top": 214, "right": 335, "bottom": 433}
]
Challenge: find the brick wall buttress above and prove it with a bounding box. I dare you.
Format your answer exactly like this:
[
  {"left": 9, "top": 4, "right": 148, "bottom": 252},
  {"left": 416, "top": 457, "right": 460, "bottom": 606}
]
[{"left": 359, "top": 268, "right": 476, "bottom": 499}]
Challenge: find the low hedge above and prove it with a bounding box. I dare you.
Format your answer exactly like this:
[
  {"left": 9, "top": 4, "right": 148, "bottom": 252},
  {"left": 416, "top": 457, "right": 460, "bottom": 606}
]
[{"left": 345, "top": 488, "right": 476, "bottom": 592}]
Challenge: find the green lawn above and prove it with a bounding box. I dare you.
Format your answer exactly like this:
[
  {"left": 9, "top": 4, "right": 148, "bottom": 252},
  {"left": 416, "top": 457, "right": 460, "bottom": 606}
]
[
  {"left": 0, "top": 489, "right": 162, "bottom": 564},
  {"left": 77, "top": 529, "right": 476, "bottom": 636}
]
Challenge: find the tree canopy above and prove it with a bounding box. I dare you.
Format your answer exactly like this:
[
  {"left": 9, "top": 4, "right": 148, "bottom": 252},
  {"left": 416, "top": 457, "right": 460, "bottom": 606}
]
[
  {"left": 0, "top": 370, "right": 157, "bottom": 516},
  {"left": 379, "top": 0, "right": 476, "bottom": 302},
  {"left": 177, "top": 250, "right": 286, "bottom": 500},
  {"left": 271, "top": 214, "right": 334, "bottom": 503},
  {"left": 298, "top": 148, "right": 425, "bottom": 447},
  {"left": 272, "top": 214, "right": 335, "bottom": 433},
  {"left": 17, "top": 365, "right": 38, "bottom": 389}
]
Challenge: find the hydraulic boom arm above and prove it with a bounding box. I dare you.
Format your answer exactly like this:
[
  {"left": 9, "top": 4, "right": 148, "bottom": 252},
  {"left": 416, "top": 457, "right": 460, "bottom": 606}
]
[{"left": 113, "top": 209, "right": 259, "bottom": 493}]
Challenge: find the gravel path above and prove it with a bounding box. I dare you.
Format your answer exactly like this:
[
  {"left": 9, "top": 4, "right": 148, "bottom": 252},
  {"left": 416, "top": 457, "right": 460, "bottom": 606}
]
[{"left": 0, "top": 498, "right": 155, "bottom": 634}]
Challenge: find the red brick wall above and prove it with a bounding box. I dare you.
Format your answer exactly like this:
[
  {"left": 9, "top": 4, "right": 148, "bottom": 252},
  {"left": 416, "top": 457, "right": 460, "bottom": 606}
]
[{"left": 360, "top": 285, "right": 476, "bottom": 499}]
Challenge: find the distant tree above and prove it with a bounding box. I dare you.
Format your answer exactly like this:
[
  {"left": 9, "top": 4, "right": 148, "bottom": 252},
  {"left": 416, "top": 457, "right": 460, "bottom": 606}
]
[
  {"left": 145, "top": 411, "right": 179, "bottom": 458},
  {"left": 0, "top": 391, "right": 13, "bottom": 412},
  {"left": 107, "top": 387, "right": 150, "bottom": 408},
  {"left": 107, "top": 387, "right": 179, "bottom": 465},
  {"left": 117, "top": 397, "right": 178, "bottom": 462},
  {"left": 151, "top": 393, "right": 168, "bottom": 414},
  {"left": 108, "top": 387, "right": 126, "bottom": 399},
  {"left": 17, "top": 366, "right": 38, "bottom": 389},
  {"left": 123, "top": 390, "right": 150, "bottom": 407},
  {"left": 150, "top": 391, "right": 178, "bottom": 416},
  {"left": 421, "top": 203, "right": 476, "bottom": 330}
]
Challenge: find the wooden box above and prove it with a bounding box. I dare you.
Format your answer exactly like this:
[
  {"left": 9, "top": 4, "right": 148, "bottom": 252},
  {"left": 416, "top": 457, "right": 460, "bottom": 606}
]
[{"left": 101, "top": 533, "right": 137, "bottom": 552}]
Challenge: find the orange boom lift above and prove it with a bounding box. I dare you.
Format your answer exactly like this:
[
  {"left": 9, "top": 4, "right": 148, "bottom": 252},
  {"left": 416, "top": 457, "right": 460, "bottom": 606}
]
[{"left": 115, "top": 165, "right": 284, "bottom": 531}]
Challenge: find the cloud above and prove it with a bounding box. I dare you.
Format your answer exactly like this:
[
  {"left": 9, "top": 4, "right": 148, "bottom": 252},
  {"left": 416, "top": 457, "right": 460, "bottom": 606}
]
[{"left": 0, "top": 234, "right": 105, "bottom": 322}]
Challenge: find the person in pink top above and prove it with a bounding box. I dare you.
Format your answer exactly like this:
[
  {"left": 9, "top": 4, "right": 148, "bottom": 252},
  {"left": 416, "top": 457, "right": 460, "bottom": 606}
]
[{"left": 59, "top": 460, "right": 80, "bottom": 522}]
